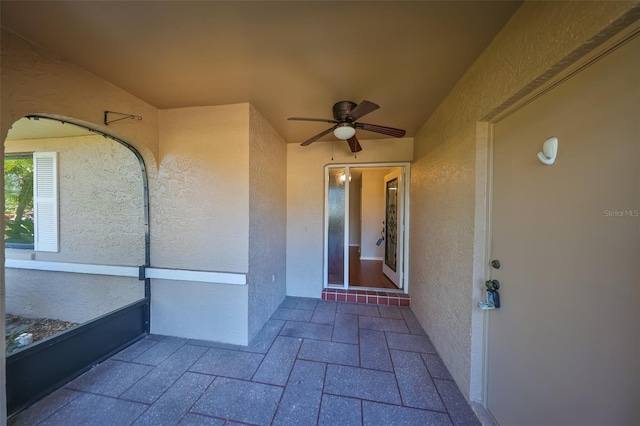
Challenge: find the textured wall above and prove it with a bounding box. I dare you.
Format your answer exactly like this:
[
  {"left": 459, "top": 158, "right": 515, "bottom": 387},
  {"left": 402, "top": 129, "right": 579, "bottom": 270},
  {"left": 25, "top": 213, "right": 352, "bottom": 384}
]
[
  {"left": 287, "top": 138, "right": 412, "bottom": 298},
  {"left": 6, "top": 270, "right": 143, "bottom": 323},
  {"left": 0, "top": 29, "right": 159, "bottom": 168},
  {"left": 155, "top": 105, "right": 250, "bottom": 272},
  {"left": 4, "top": 135, "right": 145, "bottom": 324},
  {"left": 409, "top": 0, "right": 639, "bottom": 401},
  {"left": 0, "top": 29, "right": 160, "bottom": 421},
  {"left": 151, "top": 279, "right": 248, "bottom": 344},
  {"left": 247, "top": 106, "right": 287, "bottom": 341},
  {"left": 150, "top": 105, "right": 251, "bottom": 342},
  {"left": 5, "top": 135, "right": 145, "bottom": 266}
]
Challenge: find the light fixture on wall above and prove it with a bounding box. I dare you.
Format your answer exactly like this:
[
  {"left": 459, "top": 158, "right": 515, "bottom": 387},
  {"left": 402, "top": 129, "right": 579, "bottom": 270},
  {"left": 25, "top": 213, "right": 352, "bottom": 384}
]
[
  {"left": 333, "top": 123, "right": 356, "bottom": 140},
  {"left": 537, "top": 136, "right": 558, "bottom": 165}
]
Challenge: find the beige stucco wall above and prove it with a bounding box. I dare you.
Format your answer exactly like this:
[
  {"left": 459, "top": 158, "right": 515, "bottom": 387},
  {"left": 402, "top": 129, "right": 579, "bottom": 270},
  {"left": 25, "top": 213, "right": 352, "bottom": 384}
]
[
  {"left": 409, "top": 0, "right": 639, "bottom": 402},
  {"left": 5, "top": 135, "right": 145, "bottom": 265},
  {"left": 1, "top": 30, "right": 160, "bottom": 417},
  {"left": 247, "top": 106, "right": 287, "bottom": 341},
  {"left": 150, "top": 105, "right": 251, "bottom": 343},
  {"left": 4, "top": 135, "right": 145, "bottom": 323},
  {"left": 0, "top": 29, "right": 159, "bottom": 169},
  {"left": 151, "top": 279, "right": 248, "bottom": 344},
  {"left": 6, "top": 270, "right": 143, "bottom": 324},
  {"left": 286, "top": 138, "right": 412, "bottom": 297},
  {"left": 155, "top": 105, "right": 249, "bottom": 273}
]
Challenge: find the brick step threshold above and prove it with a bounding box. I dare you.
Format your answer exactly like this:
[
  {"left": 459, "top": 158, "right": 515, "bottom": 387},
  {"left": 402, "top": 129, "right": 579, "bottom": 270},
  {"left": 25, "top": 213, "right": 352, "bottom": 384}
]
[{"left": 322, "top": 288, "right": 410, "bottom": 306}]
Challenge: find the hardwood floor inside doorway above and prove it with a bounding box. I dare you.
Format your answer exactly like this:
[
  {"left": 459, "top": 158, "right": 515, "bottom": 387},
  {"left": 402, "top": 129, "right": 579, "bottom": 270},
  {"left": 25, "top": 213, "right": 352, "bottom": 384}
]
[{"left": 349, "top": 246, "right": 398, "bottom": 289}]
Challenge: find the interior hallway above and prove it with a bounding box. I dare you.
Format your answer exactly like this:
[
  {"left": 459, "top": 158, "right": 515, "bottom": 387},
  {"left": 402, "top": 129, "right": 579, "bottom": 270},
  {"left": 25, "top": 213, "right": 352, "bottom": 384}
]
[{"left": 348, "top": 246, "right": 398, "bottom": 290}]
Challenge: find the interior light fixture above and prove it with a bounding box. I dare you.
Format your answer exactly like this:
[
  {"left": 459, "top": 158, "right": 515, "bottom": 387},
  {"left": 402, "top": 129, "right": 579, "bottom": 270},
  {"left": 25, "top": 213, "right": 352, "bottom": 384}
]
[{"left": 333, "top": 123, "right": 356, "bottom": 140}]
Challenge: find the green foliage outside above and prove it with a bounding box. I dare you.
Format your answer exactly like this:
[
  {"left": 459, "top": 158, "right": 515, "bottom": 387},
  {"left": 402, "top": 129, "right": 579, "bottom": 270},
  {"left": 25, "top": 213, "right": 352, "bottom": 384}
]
[{"left": 4, "top": 157, "right": 34, "bottom": 244}]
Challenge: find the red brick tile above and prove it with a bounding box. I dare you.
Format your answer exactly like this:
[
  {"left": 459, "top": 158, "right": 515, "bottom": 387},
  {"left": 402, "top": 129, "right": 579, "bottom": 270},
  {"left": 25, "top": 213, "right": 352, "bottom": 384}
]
[
  {"left": 337, "top": 294, "right": 347, "bottom": 302},
  {"left": 357, "top": 295, "right": 366, "bottom": 304},
  {"left": 387, "top": 298, "right": 400, "bottom": 306},
  {"left": 347, "top": 294, "right": 357, "bottom": 303},
  {"left": 327, "top": 293, "right": 336, "bottom": 301},
  {"left": 378, "top": 297, "right": 389, "bottom": 305},
  {"left": 399, "top": 298, "right": 410, "bottom": 307}
]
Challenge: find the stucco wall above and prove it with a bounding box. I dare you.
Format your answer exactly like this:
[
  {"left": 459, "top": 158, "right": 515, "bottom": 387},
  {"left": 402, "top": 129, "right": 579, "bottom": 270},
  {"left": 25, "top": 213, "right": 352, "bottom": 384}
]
[
  {"left": 151, "top": 279, "right": 248, "bottom": 344},
  {"left": 6, "top": 270, "right": 143, "bottom": 323},
  {"left": 0, "top": 29, "right": 159, "bottom": 169},
  {"left": 150, "top": 105, "right": 251, "bottom": 343},
  {"left": 287, "top": 138, "right": 412, "bottom": 298},
  {"left": 4, "top": 135, "right": 146, "bottom": 324},
  {"left": 1, "top": 30, "right": 160, "bottom": 418},
  {"left": 155, "top": 105, "right": 249, "bottom": 272},
  {"left": 5, "top": 135, "right": 145, "bottom": 265},
  {"left": 409, "top": 0, "right": 639, "bottom": 401},
  {"left": 247, "top": 106, "right": 287, "bottom": 341}
]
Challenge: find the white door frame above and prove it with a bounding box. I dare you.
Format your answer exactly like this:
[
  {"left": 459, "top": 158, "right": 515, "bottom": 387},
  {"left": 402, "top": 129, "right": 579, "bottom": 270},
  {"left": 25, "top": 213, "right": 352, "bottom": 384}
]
[
  {"left": 382, "top": 169, "right": 403, "bottom": 289},
  {"left": 323, "top": 162, "right": 411, "bottom": 294}
]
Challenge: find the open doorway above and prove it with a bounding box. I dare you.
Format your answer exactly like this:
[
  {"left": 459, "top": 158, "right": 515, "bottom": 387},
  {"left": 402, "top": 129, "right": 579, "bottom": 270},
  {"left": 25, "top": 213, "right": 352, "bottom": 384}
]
[{"left": 325, "top": 163, "right": 409, "bottom": 292}]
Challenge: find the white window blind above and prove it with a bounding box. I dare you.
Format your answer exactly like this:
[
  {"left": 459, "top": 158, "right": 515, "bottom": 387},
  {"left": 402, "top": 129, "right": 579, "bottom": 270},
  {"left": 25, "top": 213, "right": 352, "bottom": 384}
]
[{"left": 33, "top": 152, "right": 59, "bottom": 252}]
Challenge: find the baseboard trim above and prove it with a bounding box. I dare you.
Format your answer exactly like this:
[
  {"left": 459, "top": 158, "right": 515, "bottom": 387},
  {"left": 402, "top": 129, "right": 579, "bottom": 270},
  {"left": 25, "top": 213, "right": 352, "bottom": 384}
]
[{"left": 470, "top": 402, "right": 497, "bottom": 426}]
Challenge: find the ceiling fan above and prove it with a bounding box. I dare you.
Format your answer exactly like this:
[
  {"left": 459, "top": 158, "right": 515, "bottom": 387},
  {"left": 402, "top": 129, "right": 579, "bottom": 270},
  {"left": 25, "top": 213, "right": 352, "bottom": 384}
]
[{"left": 288, "top": 100, "right": 406, "bottom": 153}]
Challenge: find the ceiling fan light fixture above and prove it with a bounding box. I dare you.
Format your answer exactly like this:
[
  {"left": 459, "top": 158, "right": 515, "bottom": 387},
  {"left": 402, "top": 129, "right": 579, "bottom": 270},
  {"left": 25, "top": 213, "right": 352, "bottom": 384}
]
[{"left": 333, "top": 124, "right": 356, "bottom": 140}]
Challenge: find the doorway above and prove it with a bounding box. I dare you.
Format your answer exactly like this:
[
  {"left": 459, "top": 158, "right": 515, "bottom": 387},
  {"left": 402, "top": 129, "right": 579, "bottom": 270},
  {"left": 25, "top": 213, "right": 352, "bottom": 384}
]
[
  {"left": 324, "top": 163, "right": 409, "bottom": 292},
  {"left": 485, "top": 34, "right": 639, "bottom": 424}
]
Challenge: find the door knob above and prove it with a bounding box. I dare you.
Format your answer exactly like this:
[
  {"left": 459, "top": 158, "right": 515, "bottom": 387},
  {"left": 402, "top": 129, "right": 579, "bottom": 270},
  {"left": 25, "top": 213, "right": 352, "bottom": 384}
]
[{"left": 491, "top": 259, "right": 501, "bottom": 269}]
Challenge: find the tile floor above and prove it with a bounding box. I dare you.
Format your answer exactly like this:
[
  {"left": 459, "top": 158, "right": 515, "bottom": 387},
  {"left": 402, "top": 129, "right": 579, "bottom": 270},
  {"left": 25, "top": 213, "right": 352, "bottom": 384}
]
[{"left": 10, "top": 298, "right": 480, "bottom": 426}]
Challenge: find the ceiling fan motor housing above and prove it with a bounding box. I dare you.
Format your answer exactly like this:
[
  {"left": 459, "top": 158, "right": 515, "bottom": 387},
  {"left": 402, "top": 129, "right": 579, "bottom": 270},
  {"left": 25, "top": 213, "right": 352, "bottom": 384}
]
[{"left": 332, "top": 101, "right": 357, "bottom": 122}]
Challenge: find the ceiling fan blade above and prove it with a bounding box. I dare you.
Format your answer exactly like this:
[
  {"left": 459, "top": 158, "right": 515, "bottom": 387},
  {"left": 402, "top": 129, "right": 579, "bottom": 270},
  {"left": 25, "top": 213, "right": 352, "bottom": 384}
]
[
  {"left": 300, "top": 126, "right": 336, "bottom": 146},
  {"left": 288, "top": 117, "right": 337, "bottom": 124},
  {"left": 347, "top": 136, "right": 362, "bottom": 153},
  {"left": 356, "top": 122, "right": 406, "bottom": 138},
  {"left": 348, "top": 100, "right": 379, "bottom": 121}
]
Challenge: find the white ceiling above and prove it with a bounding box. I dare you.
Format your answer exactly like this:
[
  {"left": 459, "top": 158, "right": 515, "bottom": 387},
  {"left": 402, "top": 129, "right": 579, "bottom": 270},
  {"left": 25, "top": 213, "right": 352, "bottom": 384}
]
[{"left": 1, "top": 1, "right": 521, "bottom": 144}]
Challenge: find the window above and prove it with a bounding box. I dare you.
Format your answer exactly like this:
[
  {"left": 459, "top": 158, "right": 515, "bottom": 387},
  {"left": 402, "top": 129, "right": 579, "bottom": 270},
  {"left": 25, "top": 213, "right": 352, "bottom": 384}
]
[{"left": 4, "top": 152, "right": 58, "bottom": 251}]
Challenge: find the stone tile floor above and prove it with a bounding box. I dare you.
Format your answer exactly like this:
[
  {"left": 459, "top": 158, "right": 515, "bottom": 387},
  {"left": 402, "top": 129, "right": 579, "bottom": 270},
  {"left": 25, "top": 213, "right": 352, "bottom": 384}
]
[{"left": 10, "top": 298, "right": 480, "bottom": 425}]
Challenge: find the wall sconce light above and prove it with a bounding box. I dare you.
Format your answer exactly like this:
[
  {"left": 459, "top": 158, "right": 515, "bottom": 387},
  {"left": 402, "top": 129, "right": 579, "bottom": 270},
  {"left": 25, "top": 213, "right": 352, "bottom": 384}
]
[
  {"left": 339, "top": 173, "right": 351, "bottom": 182},
  {"left": 537, "top": 137, "right": 558, "bottom": 165}
]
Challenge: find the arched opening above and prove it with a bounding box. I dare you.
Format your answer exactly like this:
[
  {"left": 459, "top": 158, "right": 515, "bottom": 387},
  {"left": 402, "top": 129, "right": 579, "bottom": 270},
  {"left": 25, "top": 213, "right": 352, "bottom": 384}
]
[{"left": 3, "top": 115, "right": 150, "bottom": 416}]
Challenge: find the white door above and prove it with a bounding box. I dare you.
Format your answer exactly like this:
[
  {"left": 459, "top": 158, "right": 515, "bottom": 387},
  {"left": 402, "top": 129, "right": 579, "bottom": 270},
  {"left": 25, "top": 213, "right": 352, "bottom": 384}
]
[
  {"left": 383, "top": 169, "right": 403, "bottom": 288},
  {"left": 487, "top": 36, "right": 639, "bottom": 425}
]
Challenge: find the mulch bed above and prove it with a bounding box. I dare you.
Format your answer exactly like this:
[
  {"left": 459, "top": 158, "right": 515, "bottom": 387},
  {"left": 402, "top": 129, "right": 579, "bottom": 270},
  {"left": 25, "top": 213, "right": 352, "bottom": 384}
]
[{"left": 6, "top": 314, "right": 78, "bottom": 353}]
